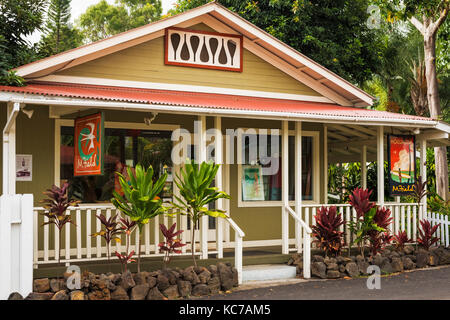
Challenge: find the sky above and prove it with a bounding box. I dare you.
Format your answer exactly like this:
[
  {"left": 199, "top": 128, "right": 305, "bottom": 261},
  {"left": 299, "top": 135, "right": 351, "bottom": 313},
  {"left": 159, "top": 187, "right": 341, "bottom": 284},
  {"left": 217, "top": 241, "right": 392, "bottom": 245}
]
[{"left": 27, "top": 0, "right": 177, "bottom": 43}]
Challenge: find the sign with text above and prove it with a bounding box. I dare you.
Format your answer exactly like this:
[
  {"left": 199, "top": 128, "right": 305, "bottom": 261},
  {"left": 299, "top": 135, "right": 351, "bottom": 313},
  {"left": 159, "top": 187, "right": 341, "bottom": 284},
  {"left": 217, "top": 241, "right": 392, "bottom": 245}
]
[
  {"left": 74, "top": 112, "right": 104, "bottom": 176},
  {"left": 165, "top": 27, "right": 243, "bottom": 72},
  {"left": 387, "top": 135, "right": 416, "bottom": 196}
]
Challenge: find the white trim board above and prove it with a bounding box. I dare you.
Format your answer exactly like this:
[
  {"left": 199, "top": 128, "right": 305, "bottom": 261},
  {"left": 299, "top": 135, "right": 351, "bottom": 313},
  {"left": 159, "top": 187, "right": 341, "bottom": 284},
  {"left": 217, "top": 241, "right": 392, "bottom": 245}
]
[{"left": 36, "top": 75, "right": 334, "bottom": 104}]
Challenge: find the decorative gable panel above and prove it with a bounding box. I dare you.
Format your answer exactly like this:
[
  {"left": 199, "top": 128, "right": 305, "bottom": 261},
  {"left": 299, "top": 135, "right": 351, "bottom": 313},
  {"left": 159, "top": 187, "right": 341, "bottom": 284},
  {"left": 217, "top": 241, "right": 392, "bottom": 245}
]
[{"left": 165, "top": 27, "right": 243, "bottom": 72}]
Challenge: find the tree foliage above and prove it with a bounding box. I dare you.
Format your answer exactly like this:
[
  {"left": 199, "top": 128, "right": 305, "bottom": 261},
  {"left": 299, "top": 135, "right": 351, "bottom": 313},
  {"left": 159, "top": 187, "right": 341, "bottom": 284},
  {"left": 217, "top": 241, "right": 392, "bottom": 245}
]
[
  {"left": 0, "top": 0, "right": 46, "bottom": 84},
  {"left": 37, "top": 0, "right": 83, "bottom": 57},
  {"left": 77, "top": 0, "right": 163, "bottom": 43},
  {"left": 170, "top": 0, "right": 385, "bottom": 85}
]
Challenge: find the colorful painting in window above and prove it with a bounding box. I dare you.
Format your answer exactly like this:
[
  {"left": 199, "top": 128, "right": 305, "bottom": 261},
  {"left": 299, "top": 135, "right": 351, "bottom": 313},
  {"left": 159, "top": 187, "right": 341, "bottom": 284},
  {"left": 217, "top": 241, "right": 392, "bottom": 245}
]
[
  {"left": 242, "top": 166, "right": 265, "bottom": 201},
  {"left": 387, "top": 135, "right": 416, "bottom": 196},
  {"left": 74, "top": 112, "right": 104, "bottom": 176}
]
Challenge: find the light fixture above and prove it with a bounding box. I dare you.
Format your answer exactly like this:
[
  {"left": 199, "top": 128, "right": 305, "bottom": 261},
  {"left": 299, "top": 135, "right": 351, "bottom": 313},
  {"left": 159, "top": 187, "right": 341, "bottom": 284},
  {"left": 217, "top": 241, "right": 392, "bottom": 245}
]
[
  {"left": 413, "top": 128, "right": 420, "bottom": 135},
  {"left": 144, "top": 112, "right": 158, "bottom": 126},
  {"left": 21, "top": 108, "right": 34, "bottom": 119}
]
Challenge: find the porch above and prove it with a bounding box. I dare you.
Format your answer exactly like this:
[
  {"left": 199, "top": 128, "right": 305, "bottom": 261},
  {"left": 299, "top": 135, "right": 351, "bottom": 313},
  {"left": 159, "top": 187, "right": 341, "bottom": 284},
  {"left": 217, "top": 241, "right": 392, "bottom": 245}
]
[{"left": 2, "top": 84, "right": 450, "bottom": 285}]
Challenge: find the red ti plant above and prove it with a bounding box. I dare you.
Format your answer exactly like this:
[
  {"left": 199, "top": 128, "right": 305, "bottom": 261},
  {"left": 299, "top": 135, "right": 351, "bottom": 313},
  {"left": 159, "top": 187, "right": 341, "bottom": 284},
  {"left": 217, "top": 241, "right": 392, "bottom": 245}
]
[
  {"left": 393, "top": 231, "right": 413, "bottom": 250},
  {"left": 367, "top": 207, "right": 393, "bottom": 256},
  {"left": 91, "top": 214, "right": 122, "bottom": 261},
  {"left": 115, "top": 217, "right": 137, "bottom": 272},
  {"left": 115, "top": 250, "right": 136, "bottom": 273},
  {"left": 158, "top": 223, "right": 186, "bottom": 268},
  {"left": 417, "top": 219, "right": 441, "bottom": 250},
  {"left": 311, "top": 206, "right": 345, "bottom": 257},
  {"left": 348, "top": 188, "right": 375, "bottom": 219},
  {"left": 119, "top": 217, "right": 137, "bottom": 257},
  {"left": 40, "top": 183, "right": 79, "bottom": 264},
  {"left": 348, "top": 188, "right": 376, "bottom": 257},
  {"left": 412, "top": 176, "right": 428, "bottom": 204}
]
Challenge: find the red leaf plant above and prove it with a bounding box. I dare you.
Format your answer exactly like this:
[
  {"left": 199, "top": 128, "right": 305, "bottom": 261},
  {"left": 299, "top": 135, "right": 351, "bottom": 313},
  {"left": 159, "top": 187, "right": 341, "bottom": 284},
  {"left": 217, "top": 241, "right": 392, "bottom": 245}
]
[
  {"left": 115, "top": 250, "right": 136, "bottom": 273},
  {"left": 417, "top": 219, "right": 441, "bottom": 250},
  {"left": 40, "top": 183, "right": 79, "bottom": 264},
  {"left": 393, "top": 231, "right": 413, "bottom": 250},
  {"left": 115, "top": 217, "right": 137, "bottom": 272},
  {"left": 367, "top": 207, "right": 393, "bottom": 256},
  {"left": 91, "top": 214, "right": 123, "bottom": 261},
  {"left": 348, "top": 188, "right": 375, "bottom": 219},
  {"left": 311, "top": 206, "right": 345, "bottom": 257},
  {"left": 158, "top": 223, "right": 186, "bottom": 268}
]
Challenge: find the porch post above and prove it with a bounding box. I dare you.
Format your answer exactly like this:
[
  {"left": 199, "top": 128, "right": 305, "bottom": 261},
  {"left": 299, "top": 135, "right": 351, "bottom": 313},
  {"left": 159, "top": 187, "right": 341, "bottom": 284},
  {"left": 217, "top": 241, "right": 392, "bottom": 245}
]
[
  {"left": 419, "top": 138, "right": 427, "bottom": 220},
  {"left": 377, "top": 126, "right": 384, "bottom": 207},
  {"left": 323, "top": 125, "right": 328, "bottom": 204},
  {"left": 3, "top": 102, "right": 20, "bottom": 195},
  {"left": 282, "top": 120, "right": 289, "bottom": 254},
  {"left": 295, "top": 121, "right": 302, "bottom": 252},
  {"left": 214, "top": 116, "right": 224, "bottom": 259},
  {"left": 361, "top": 145, "right": 367, "bottom": 189},
  {"left": 196, "top": 116, "right": 208, "bottom": 259}
]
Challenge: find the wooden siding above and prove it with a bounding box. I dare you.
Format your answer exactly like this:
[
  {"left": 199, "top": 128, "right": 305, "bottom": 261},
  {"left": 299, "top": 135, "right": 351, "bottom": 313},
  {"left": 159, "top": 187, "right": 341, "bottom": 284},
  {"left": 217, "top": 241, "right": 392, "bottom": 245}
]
[{"left": 57, "top": 29, "right": 321, "bottom": 97}]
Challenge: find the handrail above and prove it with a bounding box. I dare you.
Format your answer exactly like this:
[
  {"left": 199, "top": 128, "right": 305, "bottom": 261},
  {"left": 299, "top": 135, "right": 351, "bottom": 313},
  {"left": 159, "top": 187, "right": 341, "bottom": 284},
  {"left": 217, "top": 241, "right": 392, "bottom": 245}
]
[
  {"left": 285, "top": 206, "right": 312, "bottom": 234},
  {"left": 225, "top": 217, "right": 245, "bottom": 238}
]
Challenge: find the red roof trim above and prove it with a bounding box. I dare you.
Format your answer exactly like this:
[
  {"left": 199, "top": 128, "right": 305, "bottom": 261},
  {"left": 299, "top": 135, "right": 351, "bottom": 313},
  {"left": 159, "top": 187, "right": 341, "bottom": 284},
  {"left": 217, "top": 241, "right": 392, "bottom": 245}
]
[{"left": 0, "top": 82, "right": 433, "bottom": 122}]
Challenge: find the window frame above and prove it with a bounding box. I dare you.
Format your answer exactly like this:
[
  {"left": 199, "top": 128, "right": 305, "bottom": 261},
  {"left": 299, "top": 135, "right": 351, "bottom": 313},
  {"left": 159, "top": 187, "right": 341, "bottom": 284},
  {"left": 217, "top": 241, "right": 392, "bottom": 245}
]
[
  {"left": 54, "top": 119, "right": 180, "bottom": 205},
  {"left": 236, "top": 128, "right": 320, "bottom": 207}
]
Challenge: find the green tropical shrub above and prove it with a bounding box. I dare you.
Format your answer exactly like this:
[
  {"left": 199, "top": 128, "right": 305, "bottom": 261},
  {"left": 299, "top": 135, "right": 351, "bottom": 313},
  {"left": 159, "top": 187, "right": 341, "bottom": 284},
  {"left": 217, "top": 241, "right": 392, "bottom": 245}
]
[
  {"left": 111, "top": 164, "right": 167, "bottom": 272},
  {"left": 172, "top": 159, "right": 230, "bottom": 267}
]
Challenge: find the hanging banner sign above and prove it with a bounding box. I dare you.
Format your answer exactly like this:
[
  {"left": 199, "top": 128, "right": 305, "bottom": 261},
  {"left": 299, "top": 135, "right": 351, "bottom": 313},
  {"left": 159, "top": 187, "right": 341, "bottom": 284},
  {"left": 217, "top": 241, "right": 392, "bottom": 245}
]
[
  {"left": 165, "top": 27, "right": 243, "bottom": 72},
  {"left": 74, "top": 112, "right": 104, "bottom": 176},
  {"left": 387, "top": 135, "right": 416, "bottom": 196}
]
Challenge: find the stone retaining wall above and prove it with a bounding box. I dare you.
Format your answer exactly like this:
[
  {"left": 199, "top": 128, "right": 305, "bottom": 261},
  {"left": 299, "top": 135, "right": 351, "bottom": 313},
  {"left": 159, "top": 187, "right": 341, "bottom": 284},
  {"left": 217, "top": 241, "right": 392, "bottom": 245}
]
[
  {"left": 289, "top": 245, "right": 450, "bottom": 279},
  {"left": 9, "top": 262, "right": 238, "bottom": 300}
]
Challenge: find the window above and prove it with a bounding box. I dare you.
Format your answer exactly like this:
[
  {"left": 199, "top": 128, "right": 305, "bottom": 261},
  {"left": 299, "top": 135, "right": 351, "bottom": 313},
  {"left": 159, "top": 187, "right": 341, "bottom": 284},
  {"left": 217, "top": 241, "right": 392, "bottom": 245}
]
[
  {"left": 60, "top": 126, "right": 173, "bottom": 203},
  {"left": 239, "top": 131, "right": 315, "bottom": 204}
]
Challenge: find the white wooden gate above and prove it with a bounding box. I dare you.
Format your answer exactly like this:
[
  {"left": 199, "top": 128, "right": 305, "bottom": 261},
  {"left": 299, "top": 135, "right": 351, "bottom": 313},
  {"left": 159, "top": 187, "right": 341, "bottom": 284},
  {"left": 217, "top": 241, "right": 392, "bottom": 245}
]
[{"left": 0, "top": 194, "right": 34, "bottom": 300}]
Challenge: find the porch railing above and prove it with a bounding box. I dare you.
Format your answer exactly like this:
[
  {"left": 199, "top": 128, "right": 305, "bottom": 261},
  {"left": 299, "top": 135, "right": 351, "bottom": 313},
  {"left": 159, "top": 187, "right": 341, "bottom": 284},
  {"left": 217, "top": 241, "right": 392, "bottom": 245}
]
[
  {"left": 285, "top": 202, "right": 426, "bottom": 253},
  {"left": 33, "top": 204, "right": 245, "bottom": 276}
]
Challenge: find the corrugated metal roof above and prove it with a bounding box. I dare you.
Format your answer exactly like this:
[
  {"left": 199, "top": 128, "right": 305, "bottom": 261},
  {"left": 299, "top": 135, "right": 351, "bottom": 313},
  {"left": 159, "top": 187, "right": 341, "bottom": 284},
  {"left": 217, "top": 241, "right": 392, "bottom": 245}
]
[{"left": 0, "top": 82, "right": 433, "bottom": 122}]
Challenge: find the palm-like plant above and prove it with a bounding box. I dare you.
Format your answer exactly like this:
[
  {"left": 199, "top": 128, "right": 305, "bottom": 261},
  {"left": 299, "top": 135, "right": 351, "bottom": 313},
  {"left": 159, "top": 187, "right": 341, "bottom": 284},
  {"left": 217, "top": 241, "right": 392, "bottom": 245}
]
[
  {"left": 111, "top": 164, "right": 167, "bottom": 272},
  {"left": 172, "top": 159, "right": 230, "bottom": 267},
  {"left": 40, "top": 183, "right": 79, "bottom": 264},
  {"left": 91, "top": 214, "right": 122, "bottom": 261}
]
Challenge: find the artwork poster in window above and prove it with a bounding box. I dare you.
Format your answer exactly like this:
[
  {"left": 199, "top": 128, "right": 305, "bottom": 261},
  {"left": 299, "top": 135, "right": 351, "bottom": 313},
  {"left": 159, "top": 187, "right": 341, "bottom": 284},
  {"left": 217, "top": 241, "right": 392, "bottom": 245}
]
[
  {"left": 74, "top": 112, "right": 105, "bottom": 176},
  {"left": 387, "top": 134, "right": 416, "bottom": 196},
  {"left": 242, "top": 165, "right": 265, "bottom": 201}
]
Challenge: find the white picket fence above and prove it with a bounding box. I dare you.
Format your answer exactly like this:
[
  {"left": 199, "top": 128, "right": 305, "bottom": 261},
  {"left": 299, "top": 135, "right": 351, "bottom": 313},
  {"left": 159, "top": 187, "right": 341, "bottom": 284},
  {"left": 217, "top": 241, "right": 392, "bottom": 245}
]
[
  {"left": 425, "top": 211, "right": 450, "bottom": 247},
  {"left": 0, "top": 194, "right": 34, "bottom": 300}
]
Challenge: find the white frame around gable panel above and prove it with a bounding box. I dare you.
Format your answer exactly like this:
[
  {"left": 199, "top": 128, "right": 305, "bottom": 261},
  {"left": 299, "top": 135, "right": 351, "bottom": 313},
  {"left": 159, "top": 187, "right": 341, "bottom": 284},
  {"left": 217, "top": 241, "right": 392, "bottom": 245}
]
[
  {"left": 54, "top": 119, "right": 180, "bottom": 188},
  {"left": 236, "top": 128, "right": 320, "bottom": 207}
]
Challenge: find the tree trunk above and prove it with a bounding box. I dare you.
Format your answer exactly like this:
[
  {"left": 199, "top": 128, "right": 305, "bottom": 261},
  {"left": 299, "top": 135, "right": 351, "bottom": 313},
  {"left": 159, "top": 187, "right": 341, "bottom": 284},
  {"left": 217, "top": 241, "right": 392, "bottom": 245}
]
[
  {"left": 424, "top": 32, "right": 449, "bottom": 201},
  {"left": 191, "top": 222, "right": 197, "bottom": 268},
  {"left": 137, "top": 227, "right": 142, "bottom": 273}
]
